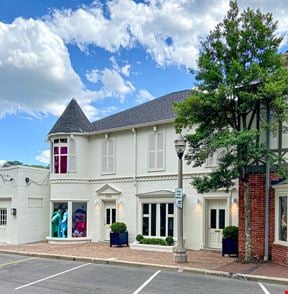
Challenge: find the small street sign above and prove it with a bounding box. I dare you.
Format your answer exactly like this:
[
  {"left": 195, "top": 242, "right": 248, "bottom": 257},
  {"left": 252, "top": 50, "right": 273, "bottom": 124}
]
[{"left": 175, "top": 188, "right": 183, "bottom": 208}]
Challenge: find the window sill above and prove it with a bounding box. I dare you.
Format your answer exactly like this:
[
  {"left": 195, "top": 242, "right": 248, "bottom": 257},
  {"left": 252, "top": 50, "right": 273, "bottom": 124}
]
[
  {"left": 147, "top": 168, "right": 165, "bottom": 173},
  {"left": 273, "top": 241, "right": 288, "bottom": 247},
  {"left": 47, "top": 237, "right": 92, "bottom": 244},
  {"left": 101, "top": 172, "right": 116, "bottom": 176}
]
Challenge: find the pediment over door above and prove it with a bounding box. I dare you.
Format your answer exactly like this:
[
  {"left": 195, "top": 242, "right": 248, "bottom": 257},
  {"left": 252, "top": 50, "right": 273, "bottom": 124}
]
[
  {"left": 96, "top": 184, "right": 121, "bottom": 196},
  {"left": 136, "top": 189, "right": 175, "bottom": 198}
]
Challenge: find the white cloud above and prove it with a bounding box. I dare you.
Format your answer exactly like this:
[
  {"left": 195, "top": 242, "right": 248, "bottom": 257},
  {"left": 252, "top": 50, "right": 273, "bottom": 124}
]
[
  {"left": 86, "top": 67, "right": 135, "bottom": 102},
  {"left": 45, "top": 0, "right": 288, "bottom": 68},
  {"left": 136, "top": 89, "right": 155, "bottom": 104},
  {"left": 35, "top": 149, "right": 50, "bottom": 164},
  {"left": 0, "top": 17, "right": 103, "bottom": 119},
  {"left": 0, "top": 160, "right": 6, "bottom": 167}
]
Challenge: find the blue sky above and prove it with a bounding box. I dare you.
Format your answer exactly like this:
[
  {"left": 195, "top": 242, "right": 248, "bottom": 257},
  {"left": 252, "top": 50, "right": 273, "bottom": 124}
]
[{"left": 0, "top": 0, "right": 287, "bottom": 166}]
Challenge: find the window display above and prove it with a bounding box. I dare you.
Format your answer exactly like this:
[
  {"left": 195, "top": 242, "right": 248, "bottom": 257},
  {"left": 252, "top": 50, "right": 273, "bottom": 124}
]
[
  {"left": 279, "top": 196, "right": 287, "bottom": 242},
  {"left": 51, "top": 202, "right": 68, "bottom": 238},
  {"left": 72, "top": 202, "right": 87, "bottom": 238}
]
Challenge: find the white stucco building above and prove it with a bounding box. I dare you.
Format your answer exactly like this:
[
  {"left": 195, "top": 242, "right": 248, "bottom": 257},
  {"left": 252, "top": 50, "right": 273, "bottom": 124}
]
[
  {"left": 0, "top": 166, "right": 50, "bottom": 244},
  {"left": 47, "top": 90, "right": 238, "bottom": 250}
]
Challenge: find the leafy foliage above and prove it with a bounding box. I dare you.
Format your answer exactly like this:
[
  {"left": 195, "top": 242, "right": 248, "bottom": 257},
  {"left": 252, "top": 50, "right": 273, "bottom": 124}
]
[
  {"left": 223, "top": 226, "right": 239, "bottom": 239},
  {"left": 174, "top": 1, "right": 288, "bottom": 193},
  {"left": 110, "top": 222, "right": 127, "bottom": 233}
]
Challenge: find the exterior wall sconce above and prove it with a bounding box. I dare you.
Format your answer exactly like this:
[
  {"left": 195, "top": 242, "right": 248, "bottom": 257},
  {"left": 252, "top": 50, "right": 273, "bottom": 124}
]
[
  {"left": 196, "top": 198, "right": 201, "bottom": 204},
  {"left": 232, "top": 197, "right": 238, "bottom": 204}
]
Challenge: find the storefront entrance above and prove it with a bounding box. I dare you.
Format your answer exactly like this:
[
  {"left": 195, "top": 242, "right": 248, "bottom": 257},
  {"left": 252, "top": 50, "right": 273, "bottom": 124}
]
[
  {"left": 0, "top": 199, "right": 11, "bottom": 243},
  {"left": 207, "top": 199, "right": 227, "bottom": 249},
  {"left": 104, "top": 201, "right": 116, "bottom": 240}
]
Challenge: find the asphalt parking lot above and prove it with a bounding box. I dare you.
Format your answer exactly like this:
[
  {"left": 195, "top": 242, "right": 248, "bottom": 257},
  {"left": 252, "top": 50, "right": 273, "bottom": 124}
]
[{"left": 0, "top": 253, "right": 287, "bottom": 294}]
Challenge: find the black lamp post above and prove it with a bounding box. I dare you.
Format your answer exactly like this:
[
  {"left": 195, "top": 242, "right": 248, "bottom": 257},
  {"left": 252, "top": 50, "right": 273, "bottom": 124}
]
[{"left": 174, "top": 135, "right": 187, "bottom": 263}]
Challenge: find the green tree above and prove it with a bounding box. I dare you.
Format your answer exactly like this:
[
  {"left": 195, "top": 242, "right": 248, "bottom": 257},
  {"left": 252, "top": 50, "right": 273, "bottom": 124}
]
[{"left": 174, "top": 1, "right": 288, "bottom": 262}]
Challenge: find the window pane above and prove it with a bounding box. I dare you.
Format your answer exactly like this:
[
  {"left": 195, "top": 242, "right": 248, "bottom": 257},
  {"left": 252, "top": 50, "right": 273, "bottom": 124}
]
[
  {"left": 51, "top": 202, "right": 68, "bottom": 238},
  {"left": 210, "top": 209, "right": 216, "bottom": 229},
  {"left": 106, "top": 208, "right": 110, "bottom": 225},
  {"left": 157, "top": 133, "right": 164, "bottom": 150},
  {"left": 149, "top": 152, "right": 155, "bottom": 169},
  {"left": 151, "top": 204, "right": 156, "bottom": 236},
  {"left": 143, "top": 204, "right": 149, "bottom": 215},
  {"left": 168, "top": 217, "right": 174, "bottom": 236},
  {"left": 72, "top": 202, "right": 87, "bottom": 238},
  {"left": 142, "top": 217, "right": 149, "bottom": 236},
  {"left": 54, "top": 156, "right": 59, "bottom": 173},
  {"left": 168, "top": 203, "right": 174, "bottom": 215},
  {"left": 0, "top": 209, "right": 7, "bottom": 226},
  {"left": 279, "top": 196, "right": 287, "bottom": 241},
  {"left": 60, "top": 138, "right": 67, "bottom": 143},
  {"left": 160, "top": 203, "right": 166, "bottom": 237},
  {"left": 219, "top": 209, "right": 225, "bottom": 229},
  {"left": 60, "top": 146, "right": 68, "bottom": 154},
  {"left": 60, "top": 156, "right": 67, "bottom": 173},
  {"left": 157, "top": 151, "right": 164, "bottom": 169},
  {"left": 112, "top": 208, "right": 116, "bottom": 224},
  {"left": 54, "top": 139, "right": 59, "bottom": 143},
  {"left": 54, "top": 146, "right": 59, "bottom": 155}
]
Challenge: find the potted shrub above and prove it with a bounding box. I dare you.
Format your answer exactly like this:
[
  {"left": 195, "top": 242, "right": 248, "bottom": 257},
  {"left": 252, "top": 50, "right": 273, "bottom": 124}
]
[
  {"left": 222, "top": 226, "right": 238, "bottom": 256},
  {"left": 110, "top": 222, "right": 129, "bottom": 247}
]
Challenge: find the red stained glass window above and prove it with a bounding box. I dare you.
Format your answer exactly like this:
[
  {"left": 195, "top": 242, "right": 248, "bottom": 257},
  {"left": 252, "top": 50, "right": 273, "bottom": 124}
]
[{"left": 53, "top": 139, "right": 68, "bottom": 174}]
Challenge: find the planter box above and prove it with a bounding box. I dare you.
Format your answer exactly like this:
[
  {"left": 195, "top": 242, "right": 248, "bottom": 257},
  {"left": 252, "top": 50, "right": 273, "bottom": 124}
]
[
  {"left": 130, "top": 242, "right": 175, "bottom": 252},
  {"left": 222, "top": 238, "right": 238, "bottom": 256},
  {"left": 110, "top": 232, "right": 129, "bottom": 247}
]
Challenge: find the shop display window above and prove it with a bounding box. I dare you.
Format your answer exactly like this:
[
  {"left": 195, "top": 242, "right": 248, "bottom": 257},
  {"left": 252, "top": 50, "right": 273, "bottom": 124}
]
[
  {"left": 72, "top": 202, "right": 87, "bottom": 238},
  {"left": 51, "top": 202, "right": 68, "bottom": 238}
]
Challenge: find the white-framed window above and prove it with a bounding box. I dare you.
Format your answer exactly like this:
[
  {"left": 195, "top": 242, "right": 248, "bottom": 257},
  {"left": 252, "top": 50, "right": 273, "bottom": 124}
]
[
  {"left": 0, "top": 208, "right": 7, "bottom": 226},
  {"left": 206, "top": 149, "right": 224, "bottom": 167},
  {"left": 276, "top": 194, "right": 287, "bottom": 243},
  {"left": 101, "top": 138, "right": 115, "bottom": 174},
  {"left": 52, "top": 138, "right": 76, "bottom": 174},
  {"left": 148, "top": 132, "right": 165, "bottom": 170},
  {"left": 142, "top": 203, "right": 174, "bottom": 237}
]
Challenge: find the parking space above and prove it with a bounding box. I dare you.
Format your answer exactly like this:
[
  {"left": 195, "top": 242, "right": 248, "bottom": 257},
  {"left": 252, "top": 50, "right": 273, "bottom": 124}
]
[{"left": 0, "top": 253, "right": 286, "bottom": 294}]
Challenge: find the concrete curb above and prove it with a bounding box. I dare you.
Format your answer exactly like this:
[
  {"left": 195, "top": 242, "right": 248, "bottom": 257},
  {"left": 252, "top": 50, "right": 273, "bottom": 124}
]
[{"left": 0, "top": 249, "right": 287, "bottom": 286}]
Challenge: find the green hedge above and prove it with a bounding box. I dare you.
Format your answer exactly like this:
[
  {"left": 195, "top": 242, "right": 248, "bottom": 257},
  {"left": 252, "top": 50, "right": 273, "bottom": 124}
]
[
  {"left": 137, "top": 235, "right": 174, "bottom": 246},
  {"left": 223, "top": 226, "right": 238, "bottom": 239},
  {"left": 110, "top": 222, "right": 127, "bottom": 233}
]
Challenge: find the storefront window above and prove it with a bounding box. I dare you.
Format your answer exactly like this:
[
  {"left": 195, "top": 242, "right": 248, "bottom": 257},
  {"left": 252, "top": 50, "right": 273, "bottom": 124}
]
[
  {"left": 72, "top": 203, "right": 87, "bottom": 238},
  {"left": 142, "top": 203, "right": 174, "bottom": 237},
  {"left": 279, "top": 196, "right": 287, "bottom": 242},
  {"left": 51, "top": 202, "right": 68, "bottom": 238}
]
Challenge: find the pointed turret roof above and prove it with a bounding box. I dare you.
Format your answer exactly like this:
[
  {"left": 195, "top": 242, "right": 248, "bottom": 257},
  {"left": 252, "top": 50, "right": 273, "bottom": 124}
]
[{"left": 48, "top": 99, "right": 93, "bottom": 135}]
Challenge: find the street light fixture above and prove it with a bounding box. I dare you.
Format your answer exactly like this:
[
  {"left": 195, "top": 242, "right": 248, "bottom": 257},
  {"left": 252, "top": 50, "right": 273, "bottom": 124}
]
[{"left": 174, "top": 135, "right": 188, "bottom": 263}]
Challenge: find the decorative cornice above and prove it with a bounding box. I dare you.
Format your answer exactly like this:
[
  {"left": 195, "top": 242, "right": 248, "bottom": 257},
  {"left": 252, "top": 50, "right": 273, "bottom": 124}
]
[{"left": 49, "top": 172, "right": 209, "bottom": 185}]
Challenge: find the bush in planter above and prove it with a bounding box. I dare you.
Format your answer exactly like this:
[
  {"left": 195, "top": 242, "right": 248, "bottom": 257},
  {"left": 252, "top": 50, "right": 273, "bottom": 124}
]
[
  {"left": 165, "top": 236, "right": 174, "bottom": 246},
  {"left": 110, "top": 222, "right": 127, "bottom": 233},
  {"left": 140, "top": 238, "right": 166, "bottom": 246},
  {"left": 136, "top": 234, "right": 144, "bottom": 242},
  {"left": 222, "top": 226, "right": 238, "bottom": 256},
  {"left": 223, "top": 226, "right": 238, "bottom": 239},
  {"left": 110, "top": 222, "right": 128, "bottom": 247}
]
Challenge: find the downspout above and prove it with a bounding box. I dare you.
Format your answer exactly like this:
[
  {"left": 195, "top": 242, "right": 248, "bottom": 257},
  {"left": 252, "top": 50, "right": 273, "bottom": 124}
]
[{"left": 264, "top": 103, "right": 270, "bottom": 262}]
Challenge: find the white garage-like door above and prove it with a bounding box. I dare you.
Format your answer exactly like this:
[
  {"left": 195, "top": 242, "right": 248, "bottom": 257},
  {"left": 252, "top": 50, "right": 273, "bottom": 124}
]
[{"left": 0, "top": 200, "right": 11, "bottom": 243}]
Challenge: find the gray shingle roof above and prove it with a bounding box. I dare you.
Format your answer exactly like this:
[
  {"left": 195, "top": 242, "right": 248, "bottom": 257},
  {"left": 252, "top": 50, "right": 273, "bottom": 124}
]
[
  {"left": 92, "top": 90, "right": 191, "bottom": 132},
  {"left": 48, "top": 90, "right": 191, "bottom": 135},
  {"left": 48, "top": 99, "right": 93, "bottom": 135}
]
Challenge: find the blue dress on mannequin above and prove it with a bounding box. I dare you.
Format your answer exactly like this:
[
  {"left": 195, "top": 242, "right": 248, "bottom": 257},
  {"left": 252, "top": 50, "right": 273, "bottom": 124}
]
[{"left": 61, "top": 210, "right": 68, "bottom": 237}]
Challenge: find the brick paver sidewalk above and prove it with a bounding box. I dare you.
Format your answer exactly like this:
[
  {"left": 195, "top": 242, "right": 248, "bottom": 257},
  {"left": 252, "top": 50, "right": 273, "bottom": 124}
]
[{"left": 0, "top": 242, "right": 287, "bottom": 280}]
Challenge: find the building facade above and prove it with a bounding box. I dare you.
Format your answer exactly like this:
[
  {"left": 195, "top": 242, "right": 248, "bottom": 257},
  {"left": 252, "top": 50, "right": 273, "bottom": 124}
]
[
  {"left": 47, "top": 90, "right": 238, "bottom": 250},
  {"left": 0, "top": 166, "right": 50, "bottom": 244}
]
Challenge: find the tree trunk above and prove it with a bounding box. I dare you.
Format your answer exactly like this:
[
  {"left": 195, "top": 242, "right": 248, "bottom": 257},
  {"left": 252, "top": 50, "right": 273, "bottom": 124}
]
[{"left": 243, "top": 179, "right": 252, "bottom": 262}]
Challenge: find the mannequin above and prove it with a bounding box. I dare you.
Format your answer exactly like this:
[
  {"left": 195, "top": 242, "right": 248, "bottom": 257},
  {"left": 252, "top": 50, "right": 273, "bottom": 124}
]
[
  {"left": 60, "top": 209, "right": 68, "bottom": 238},
  {"left": 51, "top": 208, "right": 62, "bottom": 237}
]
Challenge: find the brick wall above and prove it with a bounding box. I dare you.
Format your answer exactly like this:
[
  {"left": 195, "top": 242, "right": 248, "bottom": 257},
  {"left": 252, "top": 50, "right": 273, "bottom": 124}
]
[
  {"left": 238, "top": 173, "right": 279, "bottom": 260},
  {"left": 272, "top": 244, "right": 288, "bottom": 266}
]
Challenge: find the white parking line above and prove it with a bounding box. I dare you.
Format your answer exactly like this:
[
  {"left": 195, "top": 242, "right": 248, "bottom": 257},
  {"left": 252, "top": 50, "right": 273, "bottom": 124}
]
[
  {"left": 133, "top": 270, "right": 161, "bottom": 294},
  {"left": 258, "top": 282, "right": 271, "bottom": 294},
  {"left": 15, "top": 262, "right": 91, "bottom": 290}
]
